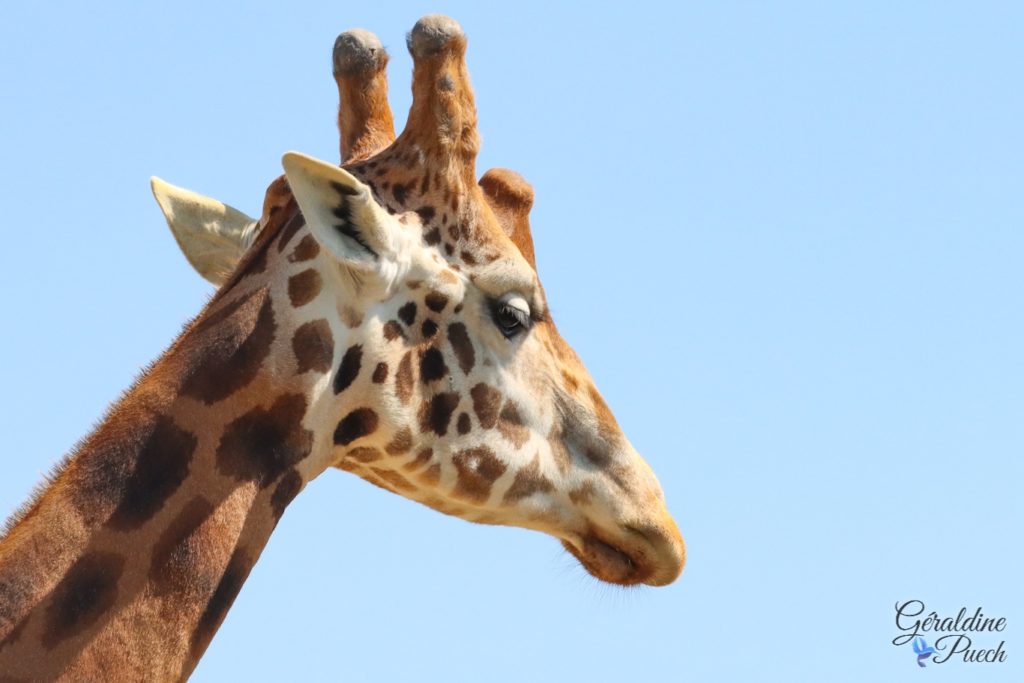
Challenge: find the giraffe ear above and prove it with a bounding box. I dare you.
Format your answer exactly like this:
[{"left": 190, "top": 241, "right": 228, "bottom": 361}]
[
  {"left": 281, "top": 152, "right": 395, "bottom": 269},
  {"left": 150, "top": 177, "right": 260, "bottom": 285}
]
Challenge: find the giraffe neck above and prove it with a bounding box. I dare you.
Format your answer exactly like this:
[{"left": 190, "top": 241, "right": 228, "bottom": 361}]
[{"left": 0, "top": 217, "right": 338, "bottom": 680}]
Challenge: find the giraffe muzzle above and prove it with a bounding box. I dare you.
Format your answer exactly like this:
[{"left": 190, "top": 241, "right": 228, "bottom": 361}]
[{"left": 561, "top": 513, "right": 685, "bottom": 587}]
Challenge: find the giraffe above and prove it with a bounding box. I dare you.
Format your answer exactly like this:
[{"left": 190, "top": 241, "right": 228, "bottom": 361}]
[{"left": 0, "top": 16, "right": 685, "bottom": 681}]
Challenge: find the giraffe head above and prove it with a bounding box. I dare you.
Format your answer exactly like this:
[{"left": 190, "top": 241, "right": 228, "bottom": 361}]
[{"left": 154, "top": 16, "right": 684, "bottom": 586}]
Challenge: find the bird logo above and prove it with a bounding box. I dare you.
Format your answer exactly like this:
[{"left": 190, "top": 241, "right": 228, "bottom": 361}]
[{"left": 912, "top": 636, "right": 938, "bottom": 667}]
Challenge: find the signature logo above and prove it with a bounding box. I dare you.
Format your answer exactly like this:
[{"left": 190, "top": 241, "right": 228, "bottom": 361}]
[
  {"left": 912, "top": 636, "right": 937, "bottom": 667},
  {"left": 893, "top": 600, "right": 1009, "bottom": 667}
]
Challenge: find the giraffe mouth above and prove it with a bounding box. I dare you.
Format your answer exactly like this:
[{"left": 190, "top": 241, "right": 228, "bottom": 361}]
[{"left": 561, "top": 533, "right": 651, "bottom": 586}]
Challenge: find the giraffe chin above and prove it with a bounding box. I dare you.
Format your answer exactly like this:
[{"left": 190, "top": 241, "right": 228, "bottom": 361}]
[{"left": 561, "top": 536, "right": 650, "bottom": 587}]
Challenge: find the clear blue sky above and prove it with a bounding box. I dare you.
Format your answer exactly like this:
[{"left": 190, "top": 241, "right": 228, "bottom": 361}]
[{"left": 1, "top": 2, "right": 1021, "bottom": 681}]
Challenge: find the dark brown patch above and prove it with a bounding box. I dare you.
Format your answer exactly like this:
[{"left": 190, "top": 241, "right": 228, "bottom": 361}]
[
  {"left": 105, "top": 415, "right": 197, "bottom": 530},
  {"left": 271, "top": 469, "right": 303, "bottom": 522},
  {"left": 424, "top": 226, "right": 442, "bottom": 245},
  {"left": 385, "top": 427, "right": 413, "bottom": 455},
  {"left": 216, "top": 394, "right": 313, "bottom": 487},
  {"left": 397, "top": 301, "right": 417, "bottom": 327},
  {"left": 497, "top": 401, "right": 530, "bottom": 449},
  {"left": 470, "top": 383, "right": 502, "bottom": 429},
  {"left": 383, "top": 320, "right": 406, "bottom": 342},
  {"left": 288, "top": 234, "right": 320, "bottom": 263},
  {"left": 347, "top": 447, "right": 383, "bottom": 463},
  {"left": 444, "top": 242, "right": 455, "bottom": 256},
  {"left": 288, "top": 268, "right": 322, "bottom": 307},
  {"left": 419, "top": 347, "right": 448, "bottom": 383},
  {"left": 276, "top": 214, "right": 305, "bottom": 253},
  {"left": 419, "top": 392, "right": 459, "bottom": 436},
  {"left": 42, "top": 552, "right": 125, "bottom": 649},
  {"left": 392, "top": 182, "right": 411, "bottom": 204},
  {"left": 424, "top": 291, "right": 449, "bottom": 313},
  {"left": 372, "top": 362, "right": 389, "bottom": 384},
  {"left": 453, "top": 303, "right": 463, "bottom": 313},
  {"left": 150, "top": 496, "right": 216, "bottom": 597},
  {"left": 452, "top": 447, "right": 507, "bottom": 503},
  {"left": 395, "top": 351, "right": 414, "bottom": 404},
  {"left": 460, "top": 250, "right": 477, "bottom": 265},
  {"left": 403, "top": 448, "right": 433, "bottom": 471},
  {"left": 333, "top": 408, "right": 379, "bottom": 446},
  {"left": 421, "top": 319, "right": 438, "bottom": 338},
  {"left": 447, "top": 323, "right": 475, "bottom": 375},
  {"left": 457, "top": 412, "right": 472, "bottom": 435},
  {"left": 503, "top": 457, "right": 554, "bottom": 503},
  {"left": 182, "top": 288, "right": 276, "bottom": 404},
  {"left": 416, "top": 205, "right": 435, "bottom": 223},
  {"left": 292, "top": 319, "right": 334, "bottom": 374},
  {"left": 190, "top": 547, "right": 251, "bottom": 660},
  {"left": 333, "top": 344, "right": 363, "bottom": 394}
]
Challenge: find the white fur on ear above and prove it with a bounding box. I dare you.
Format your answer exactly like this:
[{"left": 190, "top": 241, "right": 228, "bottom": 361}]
[
  {"left": 150, "top": 177, "right": 259, "bottom": 285},
  {"left": 281, "top": 152, "right": 394, "bottom": 267}
]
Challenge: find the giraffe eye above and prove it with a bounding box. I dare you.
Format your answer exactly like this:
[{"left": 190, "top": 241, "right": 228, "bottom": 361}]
[{"left": 491, "top": 297, "right": 531, "bottom": 339}]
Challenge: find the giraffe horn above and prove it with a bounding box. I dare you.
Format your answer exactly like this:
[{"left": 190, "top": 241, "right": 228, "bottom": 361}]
[
  {"left": 333, "top": 29, "right": 396, "bottom": 164},
  {"left": 397, "top": 15, "right": 479, "bottom": 187}
]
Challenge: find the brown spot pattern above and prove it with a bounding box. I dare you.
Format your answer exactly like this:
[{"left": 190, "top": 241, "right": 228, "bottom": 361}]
[
  {"left": 334, "top": 408, "right": 379, "bottom": 446},
  {"left": 383, "top": 320, "right": 406, "bottom": 341},
  {"left": 398, "top": 301, "right": 417, "bottom": 326},
  {"left": 497, "top": 401, "right": 530, "bottom": 449},
  {"left": 288, "top": 268, "right": 322, "bottom": 307},
  {"left": 150, "top": 496, "right": 215, "bottom": 597},
  {"left": 292, "top": 319, "right": 334, "bottom": 374},
  {"left": 372, "top": 362, "right": 389, "bottom": 384},
  {"left": 419, "top": 392, "right": 460, "bottom": 436},
  {"left": 424, "top": 291, "right": 449, "bottom": 313},
  {"left": 384, "top": 427, "right": 413, "bottom": 455},
  {"left": 452, "top": 447, "right": 507, "bottom": 503},
  {"left": 182, "top": 288, "right": 276, "bottom": 404},
  {"left": 333, "top": 344, "right": 363, "bottom": 394},
  {"left": 447, "top": 322, "right": 474, "bottom": 375},
  {"left": 457, "top": 412, "right": 471, "bottom": 435},
  {"left": 190, "top": 547, "right": 251, "bottom": 659},
  {"left": 395, "top": 352, "right": 414, "bottom": 404},
  {"left": 503, "top": 457, "right": 554, "bottom": 503},
  {"left": 419, "top": 347, "right": 448, "bottom": 383},
  {"left": 106, "top": 415, "right": 197, "bottom": 530},
  {"left": 216, "top": 394, "right": 313, "bottom": 487},
  {"left": 42, "top": 552, "right": 125, "bottom": 649},
  {"left": 470, "top": 383, "right": 502, "bottom": 429},
  {"left": 288, "top": 234, "right": 320, "bottom": 263}
]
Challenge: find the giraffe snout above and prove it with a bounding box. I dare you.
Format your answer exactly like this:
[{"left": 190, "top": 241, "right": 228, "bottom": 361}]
[{"left": 562, "top": 505, "right": 685, "bottom": 587}]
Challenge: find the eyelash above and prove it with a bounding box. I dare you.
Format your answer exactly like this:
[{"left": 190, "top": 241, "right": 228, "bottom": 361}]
[{"left": 491, "top": 301, "right": 531, "bottom": 339}]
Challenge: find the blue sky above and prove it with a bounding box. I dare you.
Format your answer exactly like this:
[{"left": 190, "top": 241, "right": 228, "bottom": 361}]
[{"left": 1, "top": 2, "right": 1021, "bottom": 680}]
